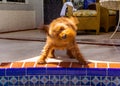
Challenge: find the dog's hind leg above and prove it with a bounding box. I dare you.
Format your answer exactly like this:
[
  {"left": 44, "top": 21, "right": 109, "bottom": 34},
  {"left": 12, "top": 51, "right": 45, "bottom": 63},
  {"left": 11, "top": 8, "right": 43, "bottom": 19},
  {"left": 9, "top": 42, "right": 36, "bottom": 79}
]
[
  {"left": 66, "top": 49, "right": 74, "bottom": 59},
  {"left": 69, "top": 43, "right": 87, "bottom": 65}
]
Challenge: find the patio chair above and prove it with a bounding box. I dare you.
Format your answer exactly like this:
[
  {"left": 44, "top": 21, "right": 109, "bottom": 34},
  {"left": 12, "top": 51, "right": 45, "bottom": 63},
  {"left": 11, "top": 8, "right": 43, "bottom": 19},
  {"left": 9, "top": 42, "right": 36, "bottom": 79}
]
[
  {"left": 64, "top": 2, "right": 100, "bottom": 34},
  {"left": 100, "top": 6, "right": 117, "bottom": 32}
]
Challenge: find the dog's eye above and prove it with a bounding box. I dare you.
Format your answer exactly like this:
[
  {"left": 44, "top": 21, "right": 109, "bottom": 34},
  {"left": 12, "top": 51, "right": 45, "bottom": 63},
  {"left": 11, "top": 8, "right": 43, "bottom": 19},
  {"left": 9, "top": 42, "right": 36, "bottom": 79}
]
[{"left": 60, "top": 27, "right": 65, "bottom": 31}]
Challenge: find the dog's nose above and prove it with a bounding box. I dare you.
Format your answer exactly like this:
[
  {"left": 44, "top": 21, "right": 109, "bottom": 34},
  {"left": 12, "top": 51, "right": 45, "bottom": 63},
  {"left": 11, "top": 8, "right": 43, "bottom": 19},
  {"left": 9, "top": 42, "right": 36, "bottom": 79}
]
[{"left": 62, "top": 34, "right": 67, "bottom": 39}]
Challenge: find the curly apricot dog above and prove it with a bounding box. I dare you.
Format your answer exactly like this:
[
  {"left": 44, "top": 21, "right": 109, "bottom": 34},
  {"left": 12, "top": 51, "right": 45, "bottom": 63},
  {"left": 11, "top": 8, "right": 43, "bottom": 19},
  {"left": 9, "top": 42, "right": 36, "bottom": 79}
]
[{"left": 37, "top": 17, "right": 87, "bottom": 64}]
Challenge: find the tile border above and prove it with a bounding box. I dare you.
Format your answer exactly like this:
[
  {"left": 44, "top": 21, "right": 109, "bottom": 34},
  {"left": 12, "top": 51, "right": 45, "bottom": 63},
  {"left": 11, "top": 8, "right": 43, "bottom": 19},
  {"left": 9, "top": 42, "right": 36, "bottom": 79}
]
[
  {"left": 0, "top": 67, "right": 120, "bottom": 76},
  {"left": 1, "top": 61, "right": 120, "bottom": 77},
  {"left": 0, "top": 67, "right": 120, "bottom": 86}
]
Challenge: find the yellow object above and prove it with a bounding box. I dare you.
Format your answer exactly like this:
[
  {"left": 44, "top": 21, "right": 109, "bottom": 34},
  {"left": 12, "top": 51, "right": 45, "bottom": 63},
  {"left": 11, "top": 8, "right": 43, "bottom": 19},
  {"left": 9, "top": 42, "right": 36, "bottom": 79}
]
[
  {"left": 65, "top": 3, "right": 100, "bottom": 34},
  {"left": 100, "top": 6, "right": 117, "bottom": 32}
]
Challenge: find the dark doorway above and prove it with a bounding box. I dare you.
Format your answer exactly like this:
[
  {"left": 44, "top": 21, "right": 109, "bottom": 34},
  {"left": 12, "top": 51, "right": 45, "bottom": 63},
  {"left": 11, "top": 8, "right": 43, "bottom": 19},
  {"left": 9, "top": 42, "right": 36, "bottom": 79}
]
[{"left": 44, "top": 0, "right": 63, "bottom": 24}]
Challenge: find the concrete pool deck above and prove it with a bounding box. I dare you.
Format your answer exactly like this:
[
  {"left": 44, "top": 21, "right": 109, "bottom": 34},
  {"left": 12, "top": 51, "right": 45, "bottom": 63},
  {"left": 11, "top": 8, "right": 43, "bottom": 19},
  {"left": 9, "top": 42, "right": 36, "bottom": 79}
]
[{"left": 0, "top": 30, "right": 120, "bottom": 68}]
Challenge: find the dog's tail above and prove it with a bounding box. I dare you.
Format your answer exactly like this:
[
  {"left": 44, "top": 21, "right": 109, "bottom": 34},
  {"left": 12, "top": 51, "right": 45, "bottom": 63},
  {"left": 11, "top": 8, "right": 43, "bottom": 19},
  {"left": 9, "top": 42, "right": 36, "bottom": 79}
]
[{"left": 38, "top": 25, "right": 49, "bottom": 34}]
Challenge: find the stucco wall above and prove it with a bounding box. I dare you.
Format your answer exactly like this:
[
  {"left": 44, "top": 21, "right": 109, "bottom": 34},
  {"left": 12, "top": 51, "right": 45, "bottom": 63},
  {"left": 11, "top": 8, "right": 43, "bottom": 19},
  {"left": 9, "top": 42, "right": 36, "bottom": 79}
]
[
  {"left": 0, "top": 10, "right": 35, "bottom": 32},
  {"left": 0, "top": 0, "right": 43, "bottom": 32},
  {"left": 29, "top": 0, "right": 43, "bottom": 28}
]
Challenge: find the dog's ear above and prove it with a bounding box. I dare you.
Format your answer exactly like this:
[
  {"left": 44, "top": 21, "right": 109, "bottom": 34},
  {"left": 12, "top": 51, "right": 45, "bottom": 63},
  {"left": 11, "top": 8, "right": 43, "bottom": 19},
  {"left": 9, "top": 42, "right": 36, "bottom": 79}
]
[
  {"left": 68, "top": 17, "right": 79, "bottom": 30},
  {"left": 69, "top": 17, "right": 79, "bottom": 25},
  {"left": 39, "top": 25, "right": 49, "bottom": 34}
]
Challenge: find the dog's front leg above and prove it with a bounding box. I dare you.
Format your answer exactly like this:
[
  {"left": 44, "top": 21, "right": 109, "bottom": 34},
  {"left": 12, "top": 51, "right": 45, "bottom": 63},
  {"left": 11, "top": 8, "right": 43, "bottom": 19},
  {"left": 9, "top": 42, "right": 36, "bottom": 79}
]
[
  {"left": 37, "top": 44, "right": 52, "bottom": 64},
  {"left": 48, "top": 49, "right": 55, "bottom": 58}
]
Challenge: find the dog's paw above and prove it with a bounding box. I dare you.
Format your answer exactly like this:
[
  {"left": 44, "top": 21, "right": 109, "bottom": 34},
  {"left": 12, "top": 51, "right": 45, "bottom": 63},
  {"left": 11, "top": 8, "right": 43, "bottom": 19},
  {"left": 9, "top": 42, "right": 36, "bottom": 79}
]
[
  {"left": 79, "top": 61, "right": 88, "bottom": 65},
  {"left": 37, "top": 58, "right": 46, "bottom": 64},
  {"left": 47, "top": 55, "right": 55, "bottom": 58}
]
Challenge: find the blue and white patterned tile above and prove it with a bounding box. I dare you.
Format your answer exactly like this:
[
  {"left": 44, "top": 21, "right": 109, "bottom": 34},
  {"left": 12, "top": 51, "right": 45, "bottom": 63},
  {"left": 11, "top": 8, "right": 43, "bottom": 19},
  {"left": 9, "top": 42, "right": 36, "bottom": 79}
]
[
  {"left": 60, "top": 75, "right": 70, "bottom": 86},
  {"left": 40, "top": 75, "right": 49, "bottom": 85},
  {"left": 70, "top": 75, "right": 81, "bottom": 85},
  {"left": 101, "top": 76, "right": 111, "bottom": 86},
  {"left": 19, "top": 76, "right": 29, "bottom": 85},
  {"left": 9, "top": 76, "right": 19, "bottom": 85},
  {"left": 111, "top": 76, "right": 120, "bottom": 86},
  {"left": 29, "top": 75, "right": 40, "bottom": 85},
  {"left": 49, "top": 75, "right": 59, "bottom": 85},
  {"left": 81, "top": 76, "right": 91, "bottom": 85},
  {"left": 91, "top": 76, "right": 101, "bottom": 86},
  {"left": 0, "top": 76, "right": 8, "bottom": 86}
]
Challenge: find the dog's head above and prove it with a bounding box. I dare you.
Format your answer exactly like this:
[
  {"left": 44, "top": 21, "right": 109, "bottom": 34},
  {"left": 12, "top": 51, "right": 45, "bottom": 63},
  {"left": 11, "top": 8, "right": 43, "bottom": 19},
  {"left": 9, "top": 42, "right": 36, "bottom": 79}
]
[{"left": 47, "top": 17, "right": 78, "bottom": 42}]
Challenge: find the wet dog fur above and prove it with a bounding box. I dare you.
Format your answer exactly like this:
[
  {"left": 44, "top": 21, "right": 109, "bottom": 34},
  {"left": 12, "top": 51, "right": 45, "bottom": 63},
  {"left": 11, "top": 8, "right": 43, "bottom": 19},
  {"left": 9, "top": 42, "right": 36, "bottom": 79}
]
[{"left": 37, "top": 17, "right": 87, "bottom": 64}]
